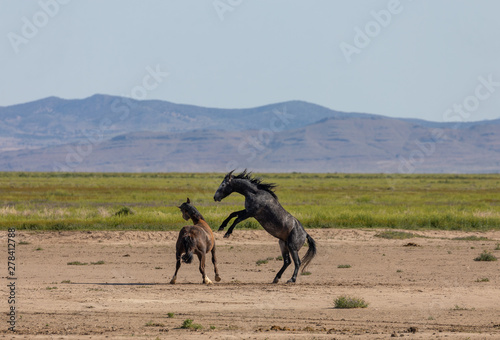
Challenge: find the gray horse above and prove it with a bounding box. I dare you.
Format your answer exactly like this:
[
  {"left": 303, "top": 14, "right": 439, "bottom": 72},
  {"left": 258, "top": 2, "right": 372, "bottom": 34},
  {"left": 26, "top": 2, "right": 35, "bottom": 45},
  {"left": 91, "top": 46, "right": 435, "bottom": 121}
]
[{"left": 214, "top": 170, "right": 316, "bottom": 283}]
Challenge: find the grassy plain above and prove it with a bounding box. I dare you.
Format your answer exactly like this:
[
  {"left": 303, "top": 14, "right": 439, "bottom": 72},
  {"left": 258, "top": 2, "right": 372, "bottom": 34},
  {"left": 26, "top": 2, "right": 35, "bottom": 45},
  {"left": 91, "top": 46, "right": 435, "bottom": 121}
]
[{"left": 0, "top": 172, "right": 499, "bottom": 231}]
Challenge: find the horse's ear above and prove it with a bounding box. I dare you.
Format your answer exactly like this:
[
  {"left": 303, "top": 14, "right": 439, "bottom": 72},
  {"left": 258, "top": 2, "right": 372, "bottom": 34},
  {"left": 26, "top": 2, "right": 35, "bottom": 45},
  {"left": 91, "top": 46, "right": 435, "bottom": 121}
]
[
  {"left": 227, "top": 170, "right": 234, "bottom": 181},
  {"left": 186, "top": 197, "right": 190, "bottom": 204}
]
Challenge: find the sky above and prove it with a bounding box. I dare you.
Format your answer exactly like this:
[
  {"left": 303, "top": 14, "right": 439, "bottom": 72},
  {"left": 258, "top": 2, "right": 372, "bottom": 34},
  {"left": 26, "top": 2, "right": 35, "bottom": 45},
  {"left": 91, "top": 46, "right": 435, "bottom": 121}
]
[{"left": 1, "top": 0, "right": 500, "bottom": 122}]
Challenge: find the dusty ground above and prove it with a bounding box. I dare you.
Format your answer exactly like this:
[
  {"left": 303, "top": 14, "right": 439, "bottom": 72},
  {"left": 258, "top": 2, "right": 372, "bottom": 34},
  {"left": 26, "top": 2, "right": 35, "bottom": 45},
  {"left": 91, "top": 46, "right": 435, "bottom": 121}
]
[{"left": 2, "top": 229, "right": 500, "bottom": 339}]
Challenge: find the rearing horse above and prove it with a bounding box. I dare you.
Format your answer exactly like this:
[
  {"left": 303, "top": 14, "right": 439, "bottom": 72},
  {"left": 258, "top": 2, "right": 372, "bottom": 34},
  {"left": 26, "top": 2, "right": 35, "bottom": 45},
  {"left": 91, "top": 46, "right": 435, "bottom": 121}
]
[
  {"left": 214, "top": 170, "right": 316, "bottom": 283},
  {"left": 170, "top": 198, "right": 221, "bottom": 285}
]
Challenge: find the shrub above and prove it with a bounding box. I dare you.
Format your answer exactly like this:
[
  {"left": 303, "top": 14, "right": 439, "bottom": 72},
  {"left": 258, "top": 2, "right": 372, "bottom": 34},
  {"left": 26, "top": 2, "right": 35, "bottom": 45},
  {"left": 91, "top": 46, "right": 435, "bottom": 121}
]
[
  {"left": 334, "top": 295, "right": 368, "bottom": 309},
  {"left": 67, "top": 261, "right": 88, "bottom": 265},
  {"left": 452, "top": 305, "right": 474, "bottom": 311},
  {"left": 90, "top": 260, "right": 105, "bottom": 265},
  {"left": 181, "top": 319, "right": 193, "bottom": 329},
  {"left": 115, "top": 206, "right": 134, "bottom": 216},
  {"left": 474, "top": 251, "right": 497, "bottom": 262},
  {"left": 476, "top": 278, "right": 489, "bottom": 282},
  {"left": 181, "top": 319, "right": 202, "bottom": 330}
]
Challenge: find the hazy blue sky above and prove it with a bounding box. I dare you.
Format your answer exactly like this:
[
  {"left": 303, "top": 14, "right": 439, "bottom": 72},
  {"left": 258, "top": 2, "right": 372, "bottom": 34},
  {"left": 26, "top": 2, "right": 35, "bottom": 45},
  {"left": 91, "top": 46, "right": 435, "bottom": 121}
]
[{"left": 1, "top": 0, "right": 499, "bottom": 122}]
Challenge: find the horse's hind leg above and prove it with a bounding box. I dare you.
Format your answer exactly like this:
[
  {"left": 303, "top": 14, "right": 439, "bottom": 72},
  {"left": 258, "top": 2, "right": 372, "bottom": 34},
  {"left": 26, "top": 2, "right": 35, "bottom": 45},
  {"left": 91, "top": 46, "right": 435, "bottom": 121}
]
[
  {"left": 170, "top": 252, "right": 181, "bottom": 284},
  {"left": 286, "top": 226, "right": 305, "bottom": 283},
  {"left": 273, "top": 240, "right": 291, "bottom": 284},
  {"left": 287, "top": 248, "right": 301, "bottom": 283},
  {"left": 211, "top": 247, "right": 221, "bottom": 282},
  {"left": 197, "top": 252, "right": 212, "bottom": 285}
]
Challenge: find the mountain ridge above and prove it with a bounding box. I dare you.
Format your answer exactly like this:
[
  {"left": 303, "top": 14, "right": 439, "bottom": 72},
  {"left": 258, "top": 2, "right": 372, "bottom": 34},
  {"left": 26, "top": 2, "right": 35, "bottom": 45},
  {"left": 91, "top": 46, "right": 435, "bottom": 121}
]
[{"left": 0, "top": 95, "right": 498, "bottom": 173}]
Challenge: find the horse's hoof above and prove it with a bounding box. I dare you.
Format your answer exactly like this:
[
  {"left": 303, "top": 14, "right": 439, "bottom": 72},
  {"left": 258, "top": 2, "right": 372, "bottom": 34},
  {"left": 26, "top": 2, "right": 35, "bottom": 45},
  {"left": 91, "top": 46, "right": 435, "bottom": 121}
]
[
  {"left": 215, "top": 275, "right": 221, "bottom": 282},
  {"left": 218, "top": 226, "right": 225, "bottom": 231},
  {"left": 286, "top": 279, "right": 296, "bottom": 284},
  {"left": 223, "top": 233, "right": 231, "bottom": 238},
  {"left": 204, "top": 277, "right": 213, "bottom": 285},
  {"left": 170, "top": 279, "right": 176, "bottom": 284},
  {"left": 272, "top": 278, "right": 279, "bottom": 284}
]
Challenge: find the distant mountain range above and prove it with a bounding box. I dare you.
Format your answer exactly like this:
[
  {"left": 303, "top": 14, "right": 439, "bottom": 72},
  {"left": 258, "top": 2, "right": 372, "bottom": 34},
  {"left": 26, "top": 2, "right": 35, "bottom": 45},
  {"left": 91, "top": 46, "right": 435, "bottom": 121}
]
[{"left": 0, "top": 94, "right": 499, "bottom": 173}]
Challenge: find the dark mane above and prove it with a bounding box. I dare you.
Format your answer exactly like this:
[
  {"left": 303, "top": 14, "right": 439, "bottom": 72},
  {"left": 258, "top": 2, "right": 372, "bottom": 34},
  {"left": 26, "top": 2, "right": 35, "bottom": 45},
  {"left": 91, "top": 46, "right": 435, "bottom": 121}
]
[
  {"left": 181, "top": 202, "right": 205, "bottom": 221},
  {"left": 233, "top": 169, "right": 278, "bottom": 200}
]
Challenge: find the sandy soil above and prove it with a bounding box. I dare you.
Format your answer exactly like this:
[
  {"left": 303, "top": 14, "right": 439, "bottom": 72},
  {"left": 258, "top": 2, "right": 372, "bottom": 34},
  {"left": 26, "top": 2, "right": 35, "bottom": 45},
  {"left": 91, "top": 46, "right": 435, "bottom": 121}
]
[{"left": 2, "top": 229, "right": 500, "bottom": 339}]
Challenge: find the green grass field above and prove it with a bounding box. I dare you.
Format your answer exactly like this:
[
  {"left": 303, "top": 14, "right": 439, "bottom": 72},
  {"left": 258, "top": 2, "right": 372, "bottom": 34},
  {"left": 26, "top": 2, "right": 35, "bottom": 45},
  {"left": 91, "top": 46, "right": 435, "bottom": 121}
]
[{"left": 0, "top": 172, "right": 499, "bottom": 231}]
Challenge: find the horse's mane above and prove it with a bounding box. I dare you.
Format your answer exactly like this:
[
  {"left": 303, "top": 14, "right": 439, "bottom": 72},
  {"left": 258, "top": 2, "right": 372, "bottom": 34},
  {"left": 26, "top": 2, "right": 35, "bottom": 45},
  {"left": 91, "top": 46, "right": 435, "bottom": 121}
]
[
  {"left": 233, "top": 169, "right": 278, "bottom": 200},
  {"left": 181, "top": 202, "right": 205, "bottom": 221}
]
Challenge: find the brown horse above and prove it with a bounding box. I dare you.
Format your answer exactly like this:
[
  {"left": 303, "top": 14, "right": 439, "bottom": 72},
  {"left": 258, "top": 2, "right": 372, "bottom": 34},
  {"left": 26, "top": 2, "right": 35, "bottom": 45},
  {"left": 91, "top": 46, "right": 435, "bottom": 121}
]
[{"left": 170, "top": 198, "right": 221, "bottom": 285}]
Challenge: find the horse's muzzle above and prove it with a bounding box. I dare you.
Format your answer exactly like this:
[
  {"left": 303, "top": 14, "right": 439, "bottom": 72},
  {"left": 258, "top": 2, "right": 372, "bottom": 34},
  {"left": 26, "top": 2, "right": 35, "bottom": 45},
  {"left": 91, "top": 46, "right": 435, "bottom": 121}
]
[{"left": 213, "top": 192, "right": 223, "bottom": 201}]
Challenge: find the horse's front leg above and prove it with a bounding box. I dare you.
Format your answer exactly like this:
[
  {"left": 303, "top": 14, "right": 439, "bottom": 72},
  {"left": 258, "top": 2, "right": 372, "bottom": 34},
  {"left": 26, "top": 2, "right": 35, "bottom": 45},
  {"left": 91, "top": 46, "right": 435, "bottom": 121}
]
[
  {"left": 218, "top": 210, "right": 245, "bottom": 231},
  {"left": 223, "top": 210, "right": 252, "bottom": 238}
]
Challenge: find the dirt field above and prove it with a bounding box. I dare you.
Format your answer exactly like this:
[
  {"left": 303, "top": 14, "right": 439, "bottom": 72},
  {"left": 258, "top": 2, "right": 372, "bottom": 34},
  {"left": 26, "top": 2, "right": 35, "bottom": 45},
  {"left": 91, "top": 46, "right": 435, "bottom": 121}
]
[{"left": 3, "top": 229, "right": 500, "bottom": 339}]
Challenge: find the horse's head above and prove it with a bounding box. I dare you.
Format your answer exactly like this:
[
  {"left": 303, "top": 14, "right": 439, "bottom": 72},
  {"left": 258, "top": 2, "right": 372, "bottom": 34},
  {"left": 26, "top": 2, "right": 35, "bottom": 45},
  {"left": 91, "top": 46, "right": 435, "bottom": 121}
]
[
  {"left": 179, "top": 198, "right": 205, "bottom": 223},
  {"left": 178, "top": 198, "right": 193, "bottom": 221},
  {"left": 214, "top": 170, "right": 235, "bottom": 202}
]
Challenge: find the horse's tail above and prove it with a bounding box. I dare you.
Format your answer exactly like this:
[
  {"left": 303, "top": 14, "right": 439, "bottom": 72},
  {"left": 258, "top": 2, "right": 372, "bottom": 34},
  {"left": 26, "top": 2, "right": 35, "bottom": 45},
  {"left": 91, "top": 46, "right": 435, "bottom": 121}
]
[
  {"left": 301, "top": 233, "right": 317, "bottom": 273},
  {"left": 181, "top": 235, "right": 195, "bottom": 264}
]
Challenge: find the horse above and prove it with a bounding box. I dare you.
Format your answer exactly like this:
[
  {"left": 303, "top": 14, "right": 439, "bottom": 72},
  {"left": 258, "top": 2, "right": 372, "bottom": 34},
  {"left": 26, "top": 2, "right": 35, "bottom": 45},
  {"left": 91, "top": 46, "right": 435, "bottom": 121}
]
[
  {"left": 213, "top": 170, "right": 316, "bottom": 283},
  {"left": 170, "top": 198, "right": 221, "bottom": 285}
]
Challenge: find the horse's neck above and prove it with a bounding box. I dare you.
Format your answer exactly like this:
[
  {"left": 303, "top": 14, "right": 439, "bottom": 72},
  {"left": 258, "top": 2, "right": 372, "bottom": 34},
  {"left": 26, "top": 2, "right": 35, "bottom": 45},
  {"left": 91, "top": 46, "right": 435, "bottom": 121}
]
[
  {"left": 188, "top": 209, "right": 204, "bottom": 226},
  {"left": 190, "top": 215, "right": 202, "bottom": 225},
  {"left": 232, "top": 179, "right": 258, "bottom": 197},
  {"left": 192, "top": 218, "right": 212, "bottom": 234}
]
